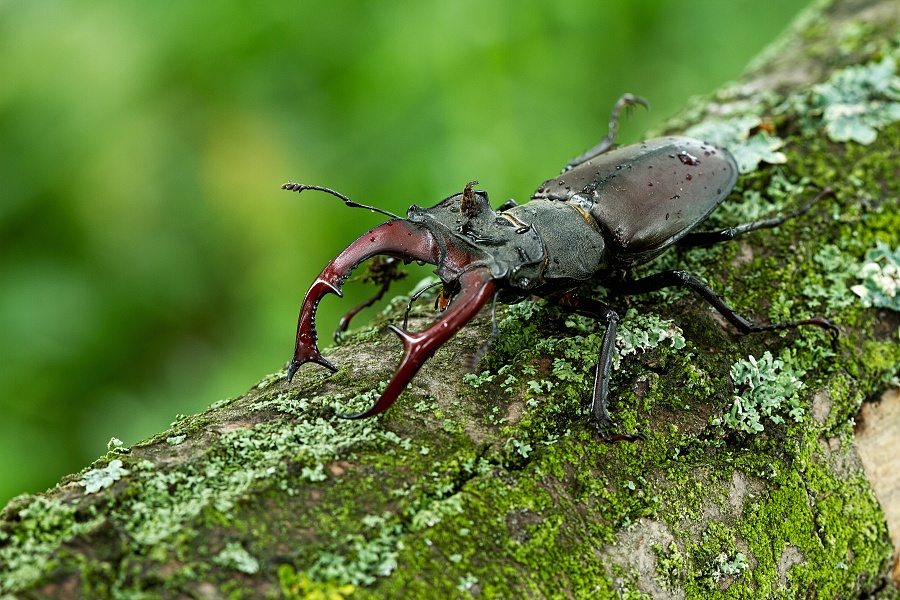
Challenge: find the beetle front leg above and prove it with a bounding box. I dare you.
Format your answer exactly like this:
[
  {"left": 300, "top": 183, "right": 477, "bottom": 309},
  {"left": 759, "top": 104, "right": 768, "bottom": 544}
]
[
  {"left": 334, "top": 256, "right": 407, "bottom": 344},
  {"left": 559, "top": 292, "right": 646, "bottom": 443}
]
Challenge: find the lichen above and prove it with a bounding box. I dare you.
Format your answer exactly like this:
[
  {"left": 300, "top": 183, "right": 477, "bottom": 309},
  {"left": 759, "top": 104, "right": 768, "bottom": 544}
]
[
  {"left": 686, "top": 116, "right": 788, "bottom": 173},
  {"left": 714, "top": 350, "right": 807, "bottom": 434},
  {"left": 213, "top": 542, "right": 260, "bottom": 575},
  {"left": 78, "top": 458, "right": 130, "bottom": 494},
  {"left": 806, "top": 54, "right": 900, "bottom": 144},
  {"left": 851, "top": 241, "right": 900, "bottom": 310}
]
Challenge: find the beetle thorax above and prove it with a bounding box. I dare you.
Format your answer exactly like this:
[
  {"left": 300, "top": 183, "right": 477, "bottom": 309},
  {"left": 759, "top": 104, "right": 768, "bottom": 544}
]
[{"left": 406, "top": 190, "right": 545, "bottom": 290}]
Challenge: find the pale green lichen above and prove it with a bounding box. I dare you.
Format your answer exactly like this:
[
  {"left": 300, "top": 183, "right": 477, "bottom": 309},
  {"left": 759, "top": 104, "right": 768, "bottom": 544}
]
[
  {"left": 0, "top": 497, "right": 91, "bottom": 592},
  {"left": 713, "top": 351, "right": 806, "bottom": 434},
  {"left": 106, "top": 437, "right": 126, "bottom": 452},
  {"left": 78, "top": 458, "right": 130, "bottom": 494},
  {"left": 705, "top": 171, "right": 807, "bottom": 228},
  {"left": 805, "top": 244, "right": 863, "bottom": 313},
  {"left": 214, "top": 542, "right": 260, "bottom": 575},
  {"left": 808, "top": 55, "right": 900, "bottom": 144},
  {"left": 851, "top": 241, "right": 900, "bottom": 311},
  {"left": 614, "top": 311, "right": 686, "bottom": 367},
  {"left": 711, "top": 551, "right": 749, "bottom": 581},
  {"left": 686, "top": 116, "right": 787, "bottom": 173},
  {"left": 304, "top": 518, "right": 403, "bottom": 586}
]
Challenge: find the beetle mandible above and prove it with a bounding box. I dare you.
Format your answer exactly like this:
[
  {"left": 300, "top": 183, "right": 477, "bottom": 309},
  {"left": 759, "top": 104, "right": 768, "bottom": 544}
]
[{"left": 283, "top": 94, "right": 837, "bottom": 441}]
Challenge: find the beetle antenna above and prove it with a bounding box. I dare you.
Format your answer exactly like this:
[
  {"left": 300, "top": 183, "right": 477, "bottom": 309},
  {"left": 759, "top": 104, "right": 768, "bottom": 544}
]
[{"left": 282, "top": 182, "right": 402, "bottom": 220}]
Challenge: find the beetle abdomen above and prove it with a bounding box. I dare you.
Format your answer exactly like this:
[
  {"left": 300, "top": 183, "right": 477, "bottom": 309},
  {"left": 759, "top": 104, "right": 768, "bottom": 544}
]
[{"left": 533, "top": 137, "right": 738, "bottom": 268}]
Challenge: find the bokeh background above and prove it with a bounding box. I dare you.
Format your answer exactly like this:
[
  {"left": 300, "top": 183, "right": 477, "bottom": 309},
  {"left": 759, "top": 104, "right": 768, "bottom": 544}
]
[{"left": 1, "top": 0, "right": 810, "bottom": 507}]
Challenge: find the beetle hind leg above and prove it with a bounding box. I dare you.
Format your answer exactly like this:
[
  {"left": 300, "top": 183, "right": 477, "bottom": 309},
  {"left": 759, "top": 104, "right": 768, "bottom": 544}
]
[
  {"left": 613, "top": 270, "right": 839, "bottom": 339},
  {"left": 678, "top": 187, "right": 834, "bottom": 247},
  {"left": 563, "top": 93, "right": 649, "bottom": 172},
  {"left": 559, "top": 292, "right": 647, "bottom": 443}
]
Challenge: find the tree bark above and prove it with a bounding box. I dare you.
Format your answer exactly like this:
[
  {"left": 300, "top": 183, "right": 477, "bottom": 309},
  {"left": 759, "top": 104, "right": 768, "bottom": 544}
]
[{"left": 3, "top": 0, "right": 900, "bottom": 597}]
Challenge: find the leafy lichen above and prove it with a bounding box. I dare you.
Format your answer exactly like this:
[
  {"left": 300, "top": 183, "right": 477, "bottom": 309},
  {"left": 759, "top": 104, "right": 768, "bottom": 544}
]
[
  {"left": 78, "top": 458, "right": 130, "bottom": 494},
  {"left": 686, "top": 116, "right": 788, "bottom": 173},
  {"left": 213, "top": 542, "right": 260, "bottom": 575},
  {"left": 808, "top": 54, "right": 900, "bottom": 144},
  {"left": 851, "top": 241, "right": 900, "bottom": 311},
  {"left": 715, "top": 351, "right": 807, "bottom": 434}
]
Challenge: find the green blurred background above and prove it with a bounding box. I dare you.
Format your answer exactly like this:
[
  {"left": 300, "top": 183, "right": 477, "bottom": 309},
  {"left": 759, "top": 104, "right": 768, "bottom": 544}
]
[{"left": 0, "top": 0, "right": 809, "bottom": 506}]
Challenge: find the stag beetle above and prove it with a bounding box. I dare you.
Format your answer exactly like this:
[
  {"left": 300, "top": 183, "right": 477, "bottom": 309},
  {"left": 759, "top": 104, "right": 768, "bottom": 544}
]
[{"left": 284, "top": 94, "right": 837, "bottom": 441}]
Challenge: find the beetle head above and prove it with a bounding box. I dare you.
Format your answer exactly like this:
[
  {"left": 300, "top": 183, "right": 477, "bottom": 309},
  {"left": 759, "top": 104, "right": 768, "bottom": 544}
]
[
  {"left": 287, "top": 205, "right": 499, "bottom": 419},
  {"left": 406, "top": 184, "right": 546, "bottom": 291}
]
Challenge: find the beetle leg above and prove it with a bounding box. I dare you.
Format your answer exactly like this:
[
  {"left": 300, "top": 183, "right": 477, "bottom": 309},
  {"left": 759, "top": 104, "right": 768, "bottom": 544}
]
[
  {"left": 612, "top": 270, "right": 839, "bottom": 338},
  {"left": 678, "top": 187, "right": 834, "bottom": 247},
  {"left": 287, "top": 219, "right": 441, "bottom": 382},
  {"left": 563, "top": 93, "right": 649, "bottom": 172},
  {"left": 334, "top": 257, "right": 408, "bottom": 344},
  {"left": 341, "top": 267, "right": 497, "bottom": 419},
  {"left": 558, "top": 292, "right": 646, "bottom": 443},
  {"left": 402, "top": 280, "right": 443, "bottom": 331},
  {"left": 497, "top": 199, "right": 519, "bottom": 212},
  {"left": 334, "top": 281, "right": 392, "bottom": 344}
]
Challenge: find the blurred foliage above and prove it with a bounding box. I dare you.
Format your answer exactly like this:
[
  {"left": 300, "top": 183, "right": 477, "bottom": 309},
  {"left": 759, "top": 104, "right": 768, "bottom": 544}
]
[{"left": 0, "top": 0, "right": 808, "bottom": 506}]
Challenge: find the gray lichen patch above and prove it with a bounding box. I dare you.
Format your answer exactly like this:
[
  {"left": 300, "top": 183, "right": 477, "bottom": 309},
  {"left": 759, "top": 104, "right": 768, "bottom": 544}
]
[
  {"left": 78, "top": 459, "right": 129, "bottom": 494},
  {"left": 686, "top": 116, "right": 787, "bottom": 173}
]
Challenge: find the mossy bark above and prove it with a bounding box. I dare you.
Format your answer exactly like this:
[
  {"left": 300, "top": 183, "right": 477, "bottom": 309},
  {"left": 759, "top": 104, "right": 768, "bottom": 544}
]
[{"left": 3, "top": 0, "right": 900, "bottom": 597}]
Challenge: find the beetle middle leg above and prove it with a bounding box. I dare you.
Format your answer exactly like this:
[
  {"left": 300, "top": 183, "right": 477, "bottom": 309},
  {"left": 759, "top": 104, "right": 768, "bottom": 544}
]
[{"left": 558, "top": 292, "right": 646, "bottom": 443}]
